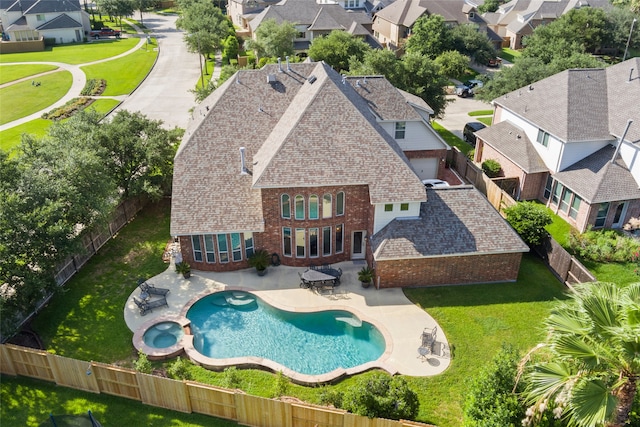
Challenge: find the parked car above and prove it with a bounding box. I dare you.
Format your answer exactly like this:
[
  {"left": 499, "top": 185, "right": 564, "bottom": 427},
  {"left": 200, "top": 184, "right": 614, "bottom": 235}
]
[
  {"left": 463, "top": 122, "right": 486, "bottom": 146},
  {"left": 463, "top": 79, "right": 483, "bottom": 90},
  {"left": 422, "top": 179, "right": 450, "bottom": 188},
  {"left": 455, "top": 84, "right": 474, "bottom": 98},
  {"left": 89, "top": 28, "right": 121, "bottom": 39},
  {"left": 487, "top": 57, "right": 502, "bottom": 67}
]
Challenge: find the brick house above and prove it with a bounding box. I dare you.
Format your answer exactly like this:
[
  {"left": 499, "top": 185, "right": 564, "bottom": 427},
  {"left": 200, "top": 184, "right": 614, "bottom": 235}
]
[
  {"left": 474, "top": 58, "right": 640, "bottom": 233},
  {"left": 171, "top": 61, "right": 528, "bottom": 287}
]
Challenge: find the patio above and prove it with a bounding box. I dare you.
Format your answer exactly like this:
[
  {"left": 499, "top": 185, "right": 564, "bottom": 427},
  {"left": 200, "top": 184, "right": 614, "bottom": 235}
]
[{"left": 124, "top": 260, "right": 451, "bottom": 378}]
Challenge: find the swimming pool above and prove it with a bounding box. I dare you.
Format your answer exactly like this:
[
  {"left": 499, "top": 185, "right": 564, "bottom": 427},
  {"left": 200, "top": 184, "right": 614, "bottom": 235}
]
[{"left": 186, "top": 291, "right": 386, "bottom": 376}]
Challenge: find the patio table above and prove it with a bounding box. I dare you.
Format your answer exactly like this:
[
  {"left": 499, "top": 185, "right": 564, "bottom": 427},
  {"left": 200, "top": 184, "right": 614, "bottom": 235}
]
[{"left": 301, "top": 269, "right": 337, "bottom": 287}]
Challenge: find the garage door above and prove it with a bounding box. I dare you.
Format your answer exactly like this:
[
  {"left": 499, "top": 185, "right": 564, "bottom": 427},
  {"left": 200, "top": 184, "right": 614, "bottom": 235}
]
[{"left": 410, "top": 158, "right": 439, "bottom": 180}]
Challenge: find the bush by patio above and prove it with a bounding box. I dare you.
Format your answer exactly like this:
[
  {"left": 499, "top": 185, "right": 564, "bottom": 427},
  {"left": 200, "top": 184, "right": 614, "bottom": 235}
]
[
  {"left": 482, "top": 159, "right": 501, "bottom": 178},
  {"left": 504, "top": 201, "right": 552, "bottom": 246},
  {"left": 567, "top": 229, "right": 640, "bottom": 263}
]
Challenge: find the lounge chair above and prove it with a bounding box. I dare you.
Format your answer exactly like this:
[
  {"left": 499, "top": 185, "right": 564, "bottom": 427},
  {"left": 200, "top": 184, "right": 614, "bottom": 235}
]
[
  {"left": 133, "top": 295, "right": 168, "bottom": 316},
  {"left": 139, "top": 280, "right": 170, "bottom": 296},
  {"left": 419, "top": 326, "right": 437, "bottom": 357}
]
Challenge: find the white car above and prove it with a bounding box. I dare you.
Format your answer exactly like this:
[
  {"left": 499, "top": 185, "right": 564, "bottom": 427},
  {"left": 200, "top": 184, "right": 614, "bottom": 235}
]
[{"left": 422, "top": 179, "right": 450, "bottom": 188}]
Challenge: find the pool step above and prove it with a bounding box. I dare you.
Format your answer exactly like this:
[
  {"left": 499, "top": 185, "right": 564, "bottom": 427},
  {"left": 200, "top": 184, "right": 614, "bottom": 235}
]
[{"left": 335, "top": 316, "right": 362, "bottom": 327}]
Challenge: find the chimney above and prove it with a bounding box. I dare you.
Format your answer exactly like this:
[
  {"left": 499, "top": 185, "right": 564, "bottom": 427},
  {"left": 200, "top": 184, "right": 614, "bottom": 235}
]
[
  {"left": 277, "top": 57, "right": 282, "bottom": 72},
  {"left": 240, "top": 147, "right": 249, "bottom": 175},
  {"left": 286, "top": 56, "right": 291, "bottom": 71}
]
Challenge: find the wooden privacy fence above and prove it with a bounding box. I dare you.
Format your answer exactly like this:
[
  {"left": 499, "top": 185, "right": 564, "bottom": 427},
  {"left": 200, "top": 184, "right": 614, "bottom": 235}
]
[
  {"left": 449, "top": 148, "right": 595, "bottom": 286},
  {"left": 0, "top": 344, "right": 436, "bottom": 427}
]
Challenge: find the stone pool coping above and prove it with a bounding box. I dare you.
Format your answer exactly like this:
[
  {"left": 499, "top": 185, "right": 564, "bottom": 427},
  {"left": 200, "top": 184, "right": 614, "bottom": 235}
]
[{"left": 132, "top": 316, "right": 191, "bottom": 360}]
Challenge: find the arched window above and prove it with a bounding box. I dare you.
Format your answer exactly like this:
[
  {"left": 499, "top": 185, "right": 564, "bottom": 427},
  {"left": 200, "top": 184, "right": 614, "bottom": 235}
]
[
  {"left": 322, "top": 194, "right": 332, "bottom": 218},
  {"left": 336, "top": 191, "right": 345, "bottom": 216},
  {"left": 281, "top": 194, "right": 290, "bottom": 219},
  {"left": 295, "top": 195, "right": 305, "bottom": 220},
  {"left": 309, "top": 195, "right": 319, "bottom": 219}
]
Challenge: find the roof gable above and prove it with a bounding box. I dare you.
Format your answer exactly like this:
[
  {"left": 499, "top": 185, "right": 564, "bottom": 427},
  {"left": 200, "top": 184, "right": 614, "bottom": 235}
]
[
  {"left": 36, "top": 12, "right": 81, "bottom": 29},
  {"left": 476, "top": 121, "right": 548, "bottom": 173}
]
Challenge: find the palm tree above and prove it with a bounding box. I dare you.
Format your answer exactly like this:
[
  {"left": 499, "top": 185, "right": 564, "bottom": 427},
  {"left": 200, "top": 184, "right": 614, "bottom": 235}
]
[{"left": 523, "top": 282, "right": 640, "bottom": 427}]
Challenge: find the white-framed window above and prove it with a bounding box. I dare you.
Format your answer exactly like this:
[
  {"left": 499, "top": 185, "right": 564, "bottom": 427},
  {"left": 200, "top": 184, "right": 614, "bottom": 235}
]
[
  {"left": 543, "top": 175, "right": 553, "bottom": 199},
  {"left": 395, "top": 122, "right": 406, "bottom": 139},
  {"left": 296, "top": 228, "right": 305, "bottom": 258},
  {"left": 322, "top": 226, "right": 331, "bottom": 256},
  {"left": 336, "top": 191, "right": 344, "bottom": 216},
  {"left": 384, "top": 204, "right": 393, "bottom": 212},
  {"left": 192, "top": 235, "right": 203, "bottom": 262},
  {"left": 536, "top": 129, "right": 550, "bottom": 147},
  {"left": 244, "top": 232, "right": 254, "bottom": 258},
  {"left": 335, "top": 224, "right": 344, "bottom": 253},
  {"left": 295, "top": 195, "right": 305, "bottom": 220},
  {"left": 595, "top": 203, "right": 609, "bottom": 228},
  {"left": 569, "top": 195, "right": 581, "bottom": 219},
  {"left": 552, "top": 182, "right": 563, "bottom": 205},
  {"left": 400, "top": 203, "right": 409, "bottom": 211},
  {"left": 204, "top": 234, "right": 216, "bottom": 263},
  {"left": 281, "top": 194, "right": 291, "bottom": 218},
  {"left": 283, "top": 227, "right": 292, "bottom": 256},
  {"left": 309, "top": 195, "right": 319, "bottom": 219},
  {"left": 296, "top": 31, "right": 306, "bottom": 39},
  {"left": 217, "top": 234, "right": 229, "bottom": 263},
  {"left": 309, "top": 228, "right": 319, "bottom": 257},
  {"left": 560, "top": 188, "right": 572, "bottom": 213},
  {"left": 231, "top": 233, "right": 242, "bottom": 261},
  {"left": 323, "top": 193, "right": 332, "bottom": 218}
]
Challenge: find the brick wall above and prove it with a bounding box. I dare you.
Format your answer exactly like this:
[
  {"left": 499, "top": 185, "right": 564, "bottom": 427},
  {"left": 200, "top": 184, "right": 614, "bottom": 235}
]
[{"left": 375, "top": 252, "right": 524, "bottom": 287}]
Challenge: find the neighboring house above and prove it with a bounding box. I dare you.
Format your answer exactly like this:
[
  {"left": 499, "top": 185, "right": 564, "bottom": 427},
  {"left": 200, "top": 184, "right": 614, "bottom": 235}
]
[
  {"left": 248, "top": 0, "right": 378, "bottom": 52},
  {"left": 474, "top": 58, "right": 640, "bottom": 233},
  {"left": 171, "top": 61, "right": 528, "bottom": 287},
  {"left": 371, "top": 0, "right": 502, "bottom": 51},
  {"left": 0, "top": 0, "right": 90, "bottom": 44},
  {"left": 482, "top": 0, "right": 610, "bottom": 50}
]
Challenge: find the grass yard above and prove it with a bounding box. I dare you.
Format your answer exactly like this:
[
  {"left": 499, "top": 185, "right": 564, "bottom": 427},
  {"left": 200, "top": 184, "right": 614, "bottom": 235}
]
[
  {"left": 0, "top": 70, "right": 72, "bottom": 125},
  {"left": 0, "top": 38, "right": 139, "bottom": 65},
  {"left": 0, "top": 64, "right": 59, "bottom": 84},
  {"left": 81, "top": 43, "right": 158, "bottom": 96},
  {"left": 477, "top": 117, "right": 492, "bottom": 125},
  {"left": 468, "top": 110, "right": 493, "bottom": 117},
  {"left": 500, "top": 48, "right": 522, "bottom": 63},
  {"left": 432, "top": 121, "right": 472, "bottom": 155},
  {"left": 0, "top": 375, "right": 238, "bottom": 427}
]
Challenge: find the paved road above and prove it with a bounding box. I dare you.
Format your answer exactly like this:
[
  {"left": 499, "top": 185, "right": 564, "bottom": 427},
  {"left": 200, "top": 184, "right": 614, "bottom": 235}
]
[
  {"left": 435, "top": 94, "right": 492, "bottom": 139},
  {"left": 108, "top": 13, "right": 201, "bottom": 129}
]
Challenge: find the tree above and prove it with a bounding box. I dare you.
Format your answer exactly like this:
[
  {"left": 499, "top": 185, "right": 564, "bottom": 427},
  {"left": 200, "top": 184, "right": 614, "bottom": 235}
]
[
  {"left": 523, "top": 282, "right": 640, "bottom": 427},
  {"left": 503, "top": 201, "right": 552, "bottom": 246},
  {"left": 478, "top": 0, "right": 503, "bottom": 13},
  {"left": 97, "top": 0, "right": 134, "bottom": 29},
  {"left": 434, "top": 50, "right": 470, "bottom": 78},
  {"left": 96, "top": 110, "right": 181, "bottom": 200},
  {"left": 308, "top": 30, "right": 371, "bottom": 72},
  {"left": 451, "top": 24, "right": 497, "bottom": 65},
  {"left": 246, "top": 19, "right": 296, "bottom": 60},
  {"left": 341, "top": 372, "right": 419, "bottom": 419},
  {"left": 131, "top": 0, "right": 155, "bottom": 25},
  {"left": 405, "top": 14, "right": 453, "bottom": 59}
]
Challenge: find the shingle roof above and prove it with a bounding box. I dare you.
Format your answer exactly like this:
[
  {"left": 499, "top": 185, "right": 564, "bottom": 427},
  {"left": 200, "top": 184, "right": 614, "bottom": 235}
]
[
  {"left": 6, "top": 15, "right": 30, "bottom": 30},
  {"left": 171, "top": 62, "right": 427, "bottom": 236},
  {"left": 606, "top": 57, "right": 640, "bottom": 143},
  {"left": 345, "top": 76, "right": 425, "bottom": 121},
  {"left": 475, "top": 121, "right": 548, "bottom": 173},
  {"left": 374, "top": 0, "right": 483, "bottom": 26},
  {"left": 552, "top": 145, "right": 640, "bottom": 203},
  {"left": 36, "top": 12, "right": 81, "bottom": 30},
  {"left": 370, "top": 186, "right": 529, "bottom": 260},
  {"left": 24, "top": 0, "right": 80, "bottom": 14}
]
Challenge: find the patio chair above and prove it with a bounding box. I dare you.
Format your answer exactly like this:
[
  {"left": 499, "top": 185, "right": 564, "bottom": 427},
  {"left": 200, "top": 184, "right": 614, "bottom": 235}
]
[
  {"left": 133, "top": 296, "right": 150, "bottom": 316},
  {"left": 139, "top": 280, "right": 170, "bottom": 296}
]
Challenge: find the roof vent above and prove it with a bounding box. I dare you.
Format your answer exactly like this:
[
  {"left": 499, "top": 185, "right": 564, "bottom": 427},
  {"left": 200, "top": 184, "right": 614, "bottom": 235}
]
[
  {"left": 286, "top": 56, "right": 291, "bottom": 71},
  {"left": 239, "top": 147, "right": 249, "bottom": 175},
  {"left": 307, "top": 75, "right": 317, "bottom": 84},
  {"left": 267, "top": 73, "right": 277, "bottom": 83},
  {"left": 629, "top": 67, "right": 635, "bottom": 82},
  {"left": 236, "top": 71, "right": 240, "bottom": 84},
  {"left": 356, "top": 79, "right": 361, "bottom": 87},
  {"left": 528, "top": 85, "right": 534, "bottom": 91},
  {"left": 277, "top": 57, "right": 283, "bottom": 72},
  {"left": 341, "top": 75, "right": 346, "bottom": 84},
  {"left": 362, "top": 76, "right": 367, "bottom": 84}
]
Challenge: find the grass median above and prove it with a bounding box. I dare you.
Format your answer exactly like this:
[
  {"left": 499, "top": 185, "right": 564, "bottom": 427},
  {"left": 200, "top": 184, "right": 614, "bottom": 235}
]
[
  {"left": 0, "top": 64, "right": 59, "bottom": 84},
  {"left": 0, "top": 38, "right": 139, "bottom": 65}
]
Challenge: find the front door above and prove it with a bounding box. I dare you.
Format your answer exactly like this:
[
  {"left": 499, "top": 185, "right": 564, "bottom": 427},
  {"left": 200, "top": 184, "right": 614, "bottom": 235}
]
[
  {"left": 612, "top": 202, "right": 628, "bottom": 228},
  {"left": 351, "top": 231, "right": 366, "bottom": 260}
]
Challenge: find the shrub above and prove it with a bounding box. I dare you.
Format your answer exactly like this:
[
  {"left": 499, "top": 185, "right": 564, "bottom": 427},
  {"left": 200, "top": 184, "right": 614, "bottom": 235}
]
[
  {"left": 467, "top": 149, "right": 475, "bottom": 160},
  {"left": 167, "top": 356, "right": 192, "bottom": 380},
  {"left": 272, "top": 371, "right": 289, "bottom": 398},
  {"left": 482, "top": 159, "right": 502, "bottom": 178},
  {"left": 435, "top": 50, "right": 470, "bottom": 78},
  {"left": 134, "top": 351, "right": 152, "bottom": 374},
  {"left": 80, "top": 79, "right": 106, "bottom": 96},
  {"left": 319, "top": 387, "right": 343, "bottom": 408},
  {"left": 504, "top": 201, "right": 552, "bottom": 246},
  {"left": 221, "top": 366, "right": 241, "bottom": 389},
  {"left": 567, "top": 228, "right": 640, "bottom": 263},
  {"left": 341, "top": 372, "right": 419, "bottom": 420},
  {"left": 44, "top": 38, "right": 56, "bottom": 46},
  {"left": 42, "top": 97, "right": 93, "bottom": 120}
]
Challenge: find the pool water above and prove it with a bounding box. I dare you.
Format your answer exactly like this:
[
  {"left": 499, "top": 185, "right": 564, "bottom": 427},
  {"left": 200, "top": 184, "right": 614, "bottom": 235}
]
[
  {"left": 143, "top": 321, "right": 184, "bottom": 348},
  {"left": 187, "top": 291, "right": 385, "bottom": 375}
]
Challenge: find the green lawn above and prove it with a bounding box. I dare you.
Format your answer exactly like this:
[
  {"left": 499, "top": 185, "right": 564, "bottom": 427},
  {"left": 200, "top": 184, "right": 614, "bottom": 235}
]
[
  {"left": 432, "top": 121, "right": 472, "bottom": 155},
  {"left": 0, "top": 64, "right": 59, "bottom": 84},
  {"left": 468, "top": 110, "right": 493, "bottom": 117},
  {"left": 500, "top": 48, "right": 522, "bottom": 63},
  {"left": 81, "top": 43, "right": 157, "bottom": 95},
  {"left": 0, "top": 71, "right": 72, "bottom": 125},
  {"left": 0, "top": 38, "right": 139, "bottom": 65},
  {"left": 0, "top": 375, "right": 238, "bottom": 427},
  {"left": 477, "top": 117, "right": 492, "bottom": 125}
]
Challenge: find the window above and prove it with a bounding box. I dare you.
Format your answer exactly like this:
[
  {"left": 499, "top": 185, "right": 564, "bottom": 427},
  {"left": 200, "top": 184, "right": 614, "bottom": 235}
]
[
  {"left": 543, "top": 175, "right": 553, "bottom": 199},
  {"left": 295, "top": 195, "right": 305, "bottom": 219},
  {"left": 296, "top": 31, "right": 306, "bottom": 39},
  {"left": 192, "top": 235, "right": 203, "bottom": 262},
  {"left": 296, "top": 228, "right": 305, "bottom": 257},
  {"left": 283, "top": 227, "right": 292, "bottom": 256},
  {"left": 335, "top": 224, "right": 344, "bottom": 253},
  {"left": 384, "top": 204, "right": 393, "bottom": 212},
  {"left": 244, "top": 232, "right": 254, "bottom": 258},
  {"left": 204, "top": 234, "right": 216, "bottom": 263},
  {"left": 323, "top": 194, "right": 332, "bottom": 218},
  {"left": 231, "top": 233, "right": 242, "bottom": 261},
  {"left": 217, "top": 234, "right": 229, "bottom": 263},
  {"left": 400, "top": 203, "right": 409, "bottom": 211},
  {"left": 560, "top": 188, "right": 572, "bottom": 213},
  {"left": 36, "top": 14, "right": 45, "bottom": 21},
  {"left": 595, "top": 203, "right": 609, "bottom": 228},
  {"left": 281, "top": 194, "right": 290, "bottom": 218},
  {"left": 536, "top": 129, "right": 550, "bottom": 147},
  {"left": 552, "top": 182, "right": 563, "bottom": 205},
  {"left": 395, "top": 122, "right": 406, "bottom": 139},
  {"left": 569, "top": 195, "right": 581, "bottom": 219},
  {"left": 309, "top": 228, "right": 319, "bottom": 257},
  {"left": 336, "top": 191, "right": 344, "bottom": 216},
  {"left": 309, "top": 195, "right": 319, "bottom": 220},
  {"left": 322, "top": 226, "right": 331, "bottom": 255}
]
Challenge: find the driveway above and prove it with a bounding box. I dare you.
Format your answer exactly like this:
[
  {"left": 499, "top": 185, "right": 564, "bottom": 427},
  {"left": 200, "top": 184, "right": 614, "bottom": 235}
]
[
  {"left": 108, "top": 13, "right": 201, "bottom": 130},
  {"left": 436, "top": 94, "right": 492, "bottom": 140}
]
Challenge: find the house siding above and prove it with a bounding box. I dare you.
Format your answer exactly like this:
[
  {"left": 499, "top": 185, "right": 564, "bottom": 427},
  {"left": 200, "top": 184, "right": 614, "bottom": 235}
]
[{"left": 374, "top": 252, "right": 523, "bottom": 287}]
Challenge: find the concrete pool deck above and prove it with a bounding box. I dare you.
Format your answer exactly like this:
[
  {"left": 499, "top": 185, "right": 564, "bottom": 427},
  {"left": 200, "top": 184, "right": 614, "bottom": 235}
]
[{"left": 124, "top": 261, "right": 451, "bottom": 379}]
